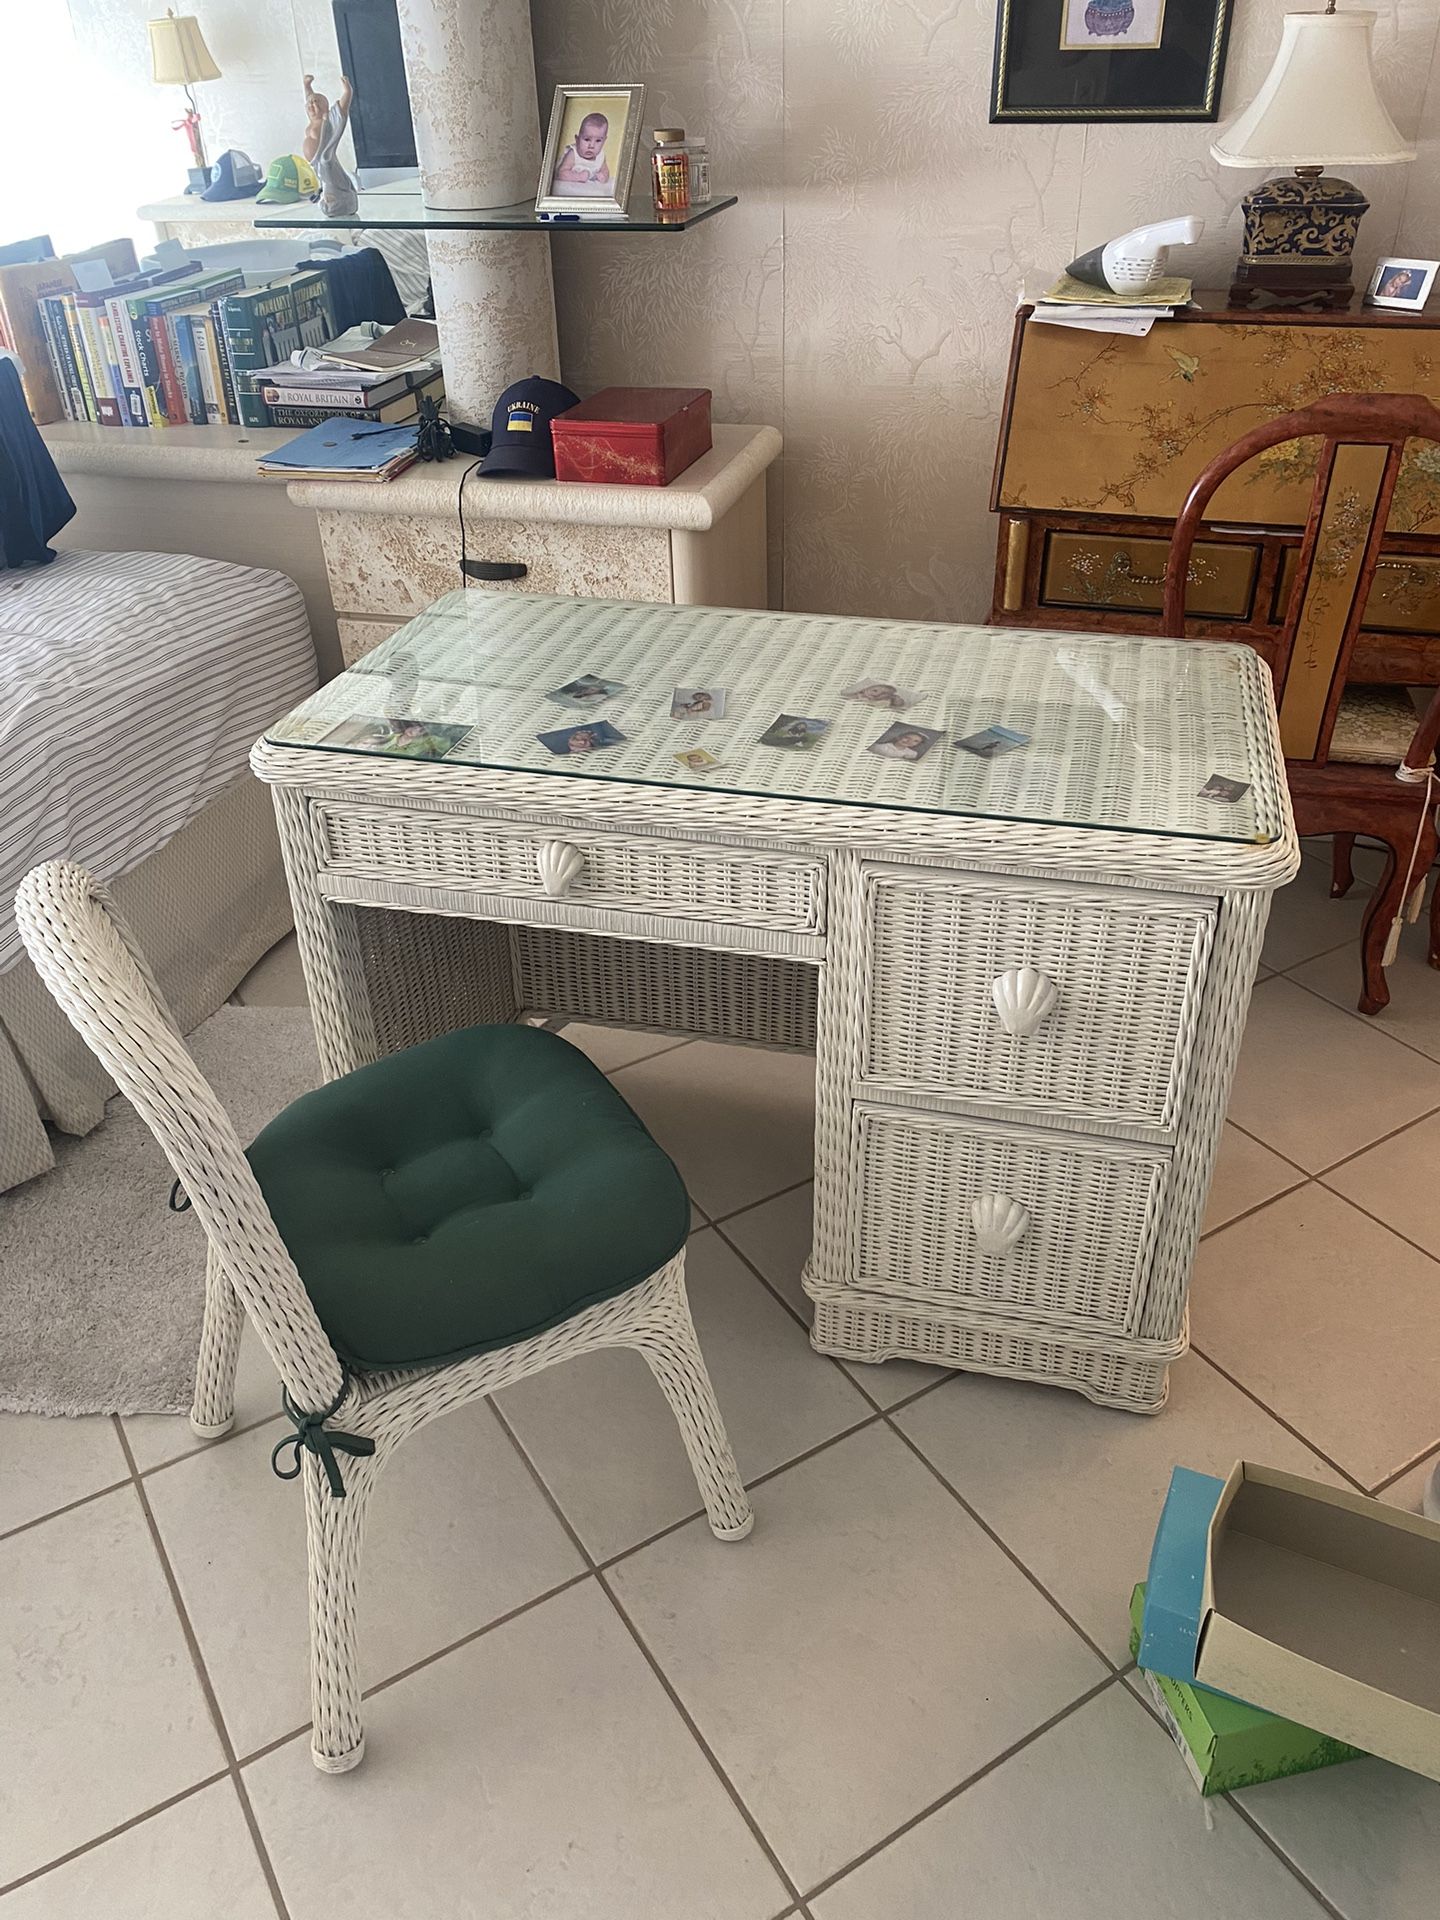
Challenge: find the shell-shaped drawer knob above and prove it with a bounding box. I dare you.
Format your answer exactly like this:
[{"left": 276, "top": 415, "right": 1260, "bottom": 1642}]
[
  {"left": 971, "top": 1194, "right": 1030, "bottom": 1258},
  {"left": 536, "top": 840, "right": 585, "bottom": 898},
  {"left": 990, "top": 965, "right": 1058, "bottom": 1039}
]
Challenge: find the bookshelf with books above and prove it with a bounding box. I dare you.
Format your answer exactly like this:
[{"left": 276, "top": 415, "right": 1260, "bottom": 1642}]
[{"left": 18, "top": 253, "right": 356, "bottom": 433}]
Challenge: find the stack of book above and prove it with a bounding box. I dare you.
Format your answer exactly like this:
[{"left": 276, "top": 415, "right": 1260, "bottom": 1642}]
[
  {"left": 1029, "top": 273, "right": 1193, "bottom": 339},
  {"left": 254, "top": 365, "right": 441, "bottom": 429},
  {"left": 20, "top": 254, "right": 337, "bottom": 429}
]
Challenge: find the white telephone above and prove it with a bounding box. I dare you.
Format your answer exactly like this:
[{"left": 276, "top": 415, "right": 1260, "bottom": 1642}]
[{"left": 1065, "top": 216, "right": 1204, "bottom": 296}]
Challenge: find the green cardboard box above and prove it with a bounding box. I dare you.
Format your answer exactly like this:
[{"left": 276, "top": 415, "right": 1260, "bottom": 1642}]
[{"left": 1128, "top": 1584, "right": 1364, "bottom": 1794}]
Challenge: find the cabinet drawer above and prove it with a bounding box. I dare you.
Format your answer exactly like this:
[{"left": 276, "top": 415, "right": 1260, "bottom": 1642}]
[
  {"left": 852, "top": 1104, "right": 1169, "bottom": 1339},
  {"left": 1041, "top": 529, "right": 1260, "bottom": 621},
  {"left": 860, "top": 869, "right": 1214, "bottom": 1130},
  {"left": 315, "top": 804, "right": 826, "bottom": 936},
  {"left": 316, "top": 510, "right": 674, "bottom": 619}
]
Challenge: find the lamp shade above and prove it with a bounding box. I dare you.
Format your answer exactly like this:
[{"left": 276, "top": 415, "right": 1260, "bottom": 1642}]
[
  {"left": 148, "top": 11, "right": 220, "bottom": 86},
  {"left": 1211, "top": 10, "right": 1412, "bottom": 169}
]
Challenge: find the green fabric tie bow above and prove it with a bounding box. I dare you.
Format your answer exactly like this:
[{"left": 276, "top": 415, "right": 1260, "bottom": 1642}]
[{"left": 271, "top": 1376, "right": 375, "bottom": 1499}]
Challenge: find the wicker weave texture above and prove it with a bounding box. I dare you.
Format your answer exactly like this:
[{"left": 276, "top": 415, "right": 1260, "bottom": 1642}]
[
  {"left": 15, "top": 861, "right": 752, "bottom": 1771},
  {"left": 259, "top": 607, "right": 1295, "bottom": 1417},
  {"left": 849, "top": 1104, "right": 1169, "bottom": 1338},
  {"left": 512, "top": 927, "right": 820, "bottom": 1049},
  {"left": 810, "top": 1293, "right": 1176, "bottom": 1413},
  {"left": 318, "top": 803, "right": 827, "bottom": 936},
  {"left": 859, "top": 870, "right": 1214, "bottom": 1130}
]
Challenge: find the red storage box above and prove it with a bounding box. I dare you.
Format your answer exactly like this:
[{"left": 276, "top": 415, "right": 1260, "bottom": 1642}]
[{"left": 551, "top": 386, "right": 712, "bottom": 486}]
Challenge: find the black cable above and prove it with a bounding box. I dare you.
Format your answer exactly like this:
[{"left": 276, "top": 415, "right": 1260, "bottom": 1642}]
[{"left": 457, "top": 450, "right": 478, "bottom": 586}]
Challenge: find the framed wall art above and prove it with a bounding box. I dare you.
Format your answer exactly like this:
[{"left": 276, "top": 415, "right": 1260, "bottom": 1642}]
[
  {"left": 536, "top": 84, "right": 646, "bottom": 217},
  {"left": 991, "top": 0, "right": 1234, "bottom": 123}
]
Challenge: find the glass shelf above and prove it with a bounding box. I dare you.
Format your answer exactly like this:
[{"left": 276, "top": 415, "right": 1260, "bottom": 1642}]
[{"left": 254, "top": 190, "right": 737, "bottom": 233}]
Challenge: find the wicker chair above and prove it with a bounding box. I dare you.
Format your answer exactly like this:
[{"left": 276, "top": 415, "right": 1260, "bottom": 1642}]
[{"left": 15, "top": 859, "right": 752, "bottom": 1775}]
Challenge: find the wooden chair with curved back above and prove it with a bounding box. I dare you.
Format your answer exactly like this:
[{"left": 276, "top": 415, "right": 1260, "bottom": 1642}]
[{"left": 1161, "top": 393, "right": 1440, "bottom": 1014}]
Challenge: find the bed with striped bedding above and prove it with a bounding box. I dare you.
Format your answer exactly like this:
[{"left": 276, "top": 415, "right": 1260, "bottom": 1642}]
[{"left": 0, "top": 548, "right": 316, "bottom": 976}]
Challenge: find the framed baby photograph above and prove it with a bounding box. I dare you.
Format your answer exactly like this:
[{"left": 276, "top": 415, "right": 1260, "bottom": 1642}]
[
  {"left": 536, "top": 84, "right": 646, "bottom": 217},
  {"left": 992, "top": 0, "right": 1233, "bottom": 122},
  {"left": 1366, "top": 258, "right": 1440, "bottom": 312}
]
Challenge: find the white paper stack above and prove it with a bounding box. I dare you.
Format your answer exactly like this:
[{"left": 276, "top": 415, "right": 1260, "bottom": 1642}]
[{"left": 1024, "top": 272, "right": 1193, "bottom": 339}]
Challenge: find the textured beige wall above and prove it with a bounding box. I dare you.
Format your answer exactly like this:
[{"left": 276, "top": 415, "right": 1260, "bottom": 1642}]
[{"left": 535, "top": 0, "right": 1440, "bottom": 623}]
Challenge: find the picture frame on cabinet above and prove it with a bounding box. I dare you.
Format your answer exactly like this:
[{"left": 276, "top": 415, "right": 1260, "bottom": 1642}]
[
  {"left": 535, "top": 83, "right": 646, "bottom": 217},
  {"left": 1366, "top": 258, "right": 1440, "bottom": 312},
  {"left": 992, "top": 0, "right": 1234, "bottom": 122}
]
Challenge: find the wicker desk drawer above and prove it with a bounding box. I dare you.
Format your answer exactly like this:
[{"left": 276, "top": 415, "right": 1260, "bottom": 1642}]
[
  {"left": 851, "top": 1104, "right": 1170, "bottom": 1340},
  {"left": 314, "top": 804, "right": 826, "bottom": 936},
  {"left": 860, "top": 869, "right": 1214, "bottom": 1130}
]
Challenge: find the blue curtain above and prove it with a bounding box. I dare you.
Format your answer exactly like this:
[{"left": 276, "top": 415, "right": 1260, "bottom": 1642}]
[{"left": 0, "top": 356, "right": 75, "bottom": 570}]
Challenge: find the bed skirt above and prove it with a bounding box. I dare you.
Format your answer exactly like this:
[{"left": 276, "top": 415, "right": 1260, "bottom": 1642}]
[{"left": 0, "top": 775, "right": 290, "bottom": 1192}]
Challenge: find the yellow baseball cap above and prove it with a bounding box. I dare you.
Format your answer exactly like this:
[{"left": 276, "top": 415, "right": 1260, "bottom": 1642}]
[{"left": 255, "top": 154, "right": 319, "bottom": 204}]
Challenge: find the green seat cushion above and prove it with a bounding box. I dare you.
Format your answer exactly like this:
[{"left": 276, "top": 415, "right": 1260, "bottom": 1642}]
[{"left": 246, "top": 1023, "right": 689, "bottom": 1372}]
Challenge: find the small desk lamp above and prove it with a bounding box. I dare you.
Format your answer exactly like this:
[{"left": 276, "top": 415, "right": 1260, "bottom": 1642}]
[
  {"left": 1211, "top": 4, "right": 1413, "bottom": 310},
  {"left": 149, "top": 8, "right": 222, "bottom": 197}
]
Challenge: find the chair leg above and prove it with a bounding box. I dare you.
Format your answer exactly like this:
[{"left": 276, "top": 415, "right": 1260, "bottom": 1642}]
[
  {"left": 1357, "top": 811, "right": 1439, "bottom": 1015},
  {"left": 1330, "top": 832, "right": 1357, "bottom": 898},
  {"left": 189, "top": 1242, "right": 245, "bottom": 1438},
  {"left": 303, "top": 1449, "right": 376, "bottom": 1772},
  {"left": 632, "top": 1281, "right": 753, "bottom": 1542}
]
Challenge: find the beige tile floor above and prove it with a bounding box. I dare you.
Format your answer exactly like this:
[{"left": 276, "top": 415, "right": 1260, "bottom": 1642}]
[{"left": 5, "top": 838, "right": 1440, "bottom": 1917}]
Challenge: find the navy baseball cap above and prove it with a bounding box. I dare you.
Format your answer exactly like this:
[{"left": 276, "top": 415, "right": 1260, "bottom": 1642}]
[
  {"left": 202, "top": 150, "right": 264, "bottom": 201},
  {"left": 478, "top": 376, "right": 581, "bottom": 478}
]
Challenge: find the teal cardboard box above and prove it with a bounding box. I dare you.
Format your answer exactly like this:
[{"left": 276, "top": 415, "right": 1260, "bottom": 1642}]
[{"left": 1129, "top": 1584, "right": 1364, "bottom": 1794}]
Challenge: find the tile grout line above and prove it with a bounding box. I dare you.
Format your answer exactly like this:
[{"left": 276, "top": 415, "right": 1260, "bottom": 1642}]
[
  {"left": 484, "top": 1394, "right": 601, "bottom": 1571},
  {"left": 1280, "top": 957, "right": 1440, "bottom": 1070},
  {"left": 486, "top": 1370, "right": 811, "bottom": 1911},
  {"left": 709, "top": 1175, "right": 814, "bottom": 1230},
  {"left": 703, "top": 1211, "right": 960, "bottom": 1422},
  {"left": 706, "top": 1212, "right": 900, "bottom": 1413},
  {"left": 882, "top": 1413, "right": 1120, "bottom": 1675},
  {"left": 225, "top": 1562, "right": 599, "bottom": 1774},
  {"left": 0, "top": 1473, "right": 134, "bottom": 1545},
  {"left": 1185, "top": 1348, "right": 1369, "bottom": 1494},
  {"left": 797, "top": 1669, "right": 1123, "bottom": 1907},
  {"left": 1197, "top": 1171, "right": 1310, "bottom": 1243},
  {"left": 1309, "top": 1095, "right": 1440, "bottom": 1180},
  {"left": 0, "top": 1766, "right": 233, "bottom": 1901},
  {"left": 597, "top": 1567, "right": 809, "bottom": 1913},
  {"left": 1125, "top": 1657, "right": 1345, "bottom": 1919},
  {"left": 1226, "top": 1799, "right": 1349, "bottom": 1920},
  {"left": 110, "top": 1416, "right": 293, "bottom": 1920},
  {"left": 1370, "top": 1436, "right": 1440, "bottom": 1497}
]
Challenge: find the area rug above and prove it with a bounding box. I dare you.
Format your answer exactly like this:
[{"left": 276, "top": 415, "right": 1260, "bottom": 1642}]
[{"left": 0, "top": 1006, "right": 319, "bottom": 1417}]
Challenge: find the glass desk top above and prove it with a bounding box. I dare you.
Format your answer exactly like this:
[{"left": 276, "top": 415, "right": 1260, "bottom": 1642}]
[{"left": 265, "top": 591, "right": 1284, "bottom": 846}]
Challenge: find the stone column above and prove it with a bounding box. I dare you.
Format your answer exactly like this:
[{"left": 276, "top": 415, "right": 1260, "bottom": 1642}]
[{"left": 394, "top": 0, "right": 559, "bottom": 432}]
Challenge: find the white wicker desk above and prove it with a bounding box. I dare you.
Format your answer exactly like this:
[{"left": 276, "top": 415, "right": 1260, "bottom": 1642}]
[{"left": 253, "top": 591, "right": 1298, "bottom": 1412}]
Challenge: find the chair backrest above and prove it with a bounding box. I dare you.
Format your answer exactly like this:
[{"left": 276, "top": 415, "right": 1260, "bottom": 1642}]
[
  {"left": 1160, "top": 392, "right": 1440, "bottom": 766},
  {"left": 14, "top": 861, "right": 344, "bottom": 1412}
]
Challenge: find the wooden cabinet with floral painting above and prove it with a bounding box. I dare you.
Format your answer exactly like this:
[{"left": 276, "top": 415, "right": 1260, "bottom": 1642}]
[{"left": 989, "top": 295, "right": 1440, "bottom": 686}]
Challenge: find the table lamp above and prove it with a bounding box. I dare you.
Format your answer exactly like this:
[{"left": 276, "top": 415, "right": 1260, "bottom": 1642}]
[
  {"left": 1211, "top": 3, "right": 1413, "bottom": 311},
  {"left": 149, "top": 8, "right": 222, "bottom": 197}
]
